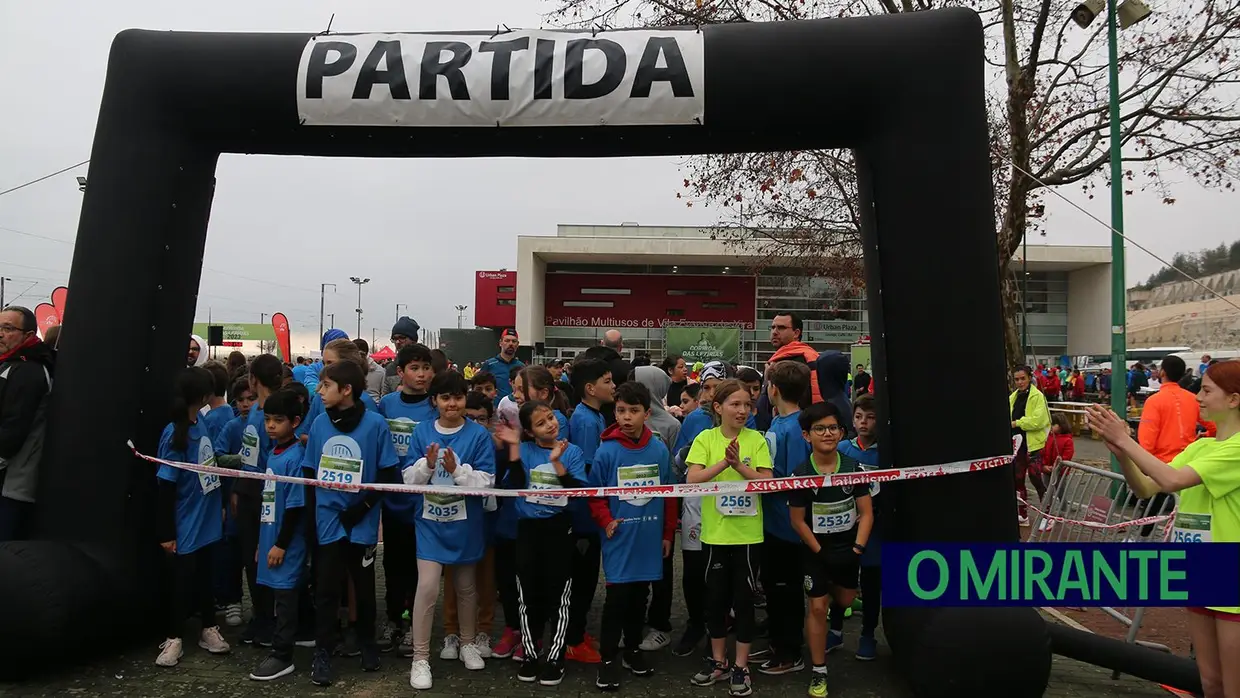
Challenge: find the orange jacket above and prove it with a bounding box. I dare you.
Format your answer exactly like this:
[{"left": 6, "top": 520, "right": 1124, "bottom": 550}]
[
  {"left": 770, "top": 341, "right": 821, "bottom": 403},
  {"left": 1139, "top": 383, "right": 1204, "bottom": 463}
]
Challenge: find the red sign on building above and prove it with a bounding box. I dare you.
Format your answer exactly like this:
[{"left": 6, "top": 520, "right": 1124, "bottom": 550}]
[
  {"left": 544, "top": 273, "right": 755, "bottom": 329},
  {"left": 475, "top": 270, "right": 517, "bottom": 328}
]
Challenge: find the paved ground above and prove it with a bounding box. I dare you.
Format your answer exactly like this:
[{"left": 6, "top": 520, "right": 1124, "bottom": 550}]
[{"left": 0, "top": 436, "right": 1179, "bottom": 697}]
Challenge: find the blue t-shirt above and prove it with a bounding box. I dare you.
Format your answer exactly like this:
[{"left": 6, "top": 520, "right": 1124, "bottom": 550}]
[
  {"left": 746, "top": 413, "right": 758, "bottom": 430},
  {"left": 514, "top": 441, "right": 587, "bottom": 521},
  {"left": 214, "top": 414, "right": 246, "bottom": 456},
  {"left": 377, "top": 391, "right": 439, "bottom": 524},
  {"left": 554, "top": 409, "right": 570, "bottom": 438},
  {"left": 495, "top": 446, "right": 522, "bottom": 540},
  {"left": 590, "top": 434, "right": 672, "bottom": 584},
  {"left": 482, "top": 355, "right": 524, "bottom": 404},
  {"left": 292, "top": 364, "right": 309, "bottom": 385},
  {"left": 838, "top": 437, "right": 882, "bottom": 565},
  {"left": 568, "top": 404, "right": 607, "bottom": 534},
  {"left": 674, "top": 408, "right": 713, "bottom": 457},
  {"left": 202, "top": 404, "right": 235, "bottom": 442},
  {"left": 408, "top": 419, "right": 496, "bottom": 565},
  {"left": 156, "top": 420, "right": 224, "bottom": 555},
  {"left": 257, "top": 442, "right": 309, "bottom": 590},
  {"left": 763, "top": 412, "right": 812, "bottom": 543},
  {"left": 302, "top": 408, "right": 401, "bottom": 546},
  {"left": 240, "top": 406, "right": 269, "bottom": 474}
]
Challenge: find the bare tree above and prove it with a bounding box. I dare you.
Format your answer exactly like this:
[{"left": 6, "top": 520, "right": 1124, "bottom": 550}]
[{"left": 547, "top": 0, "right": 1240, "bottom": 367}]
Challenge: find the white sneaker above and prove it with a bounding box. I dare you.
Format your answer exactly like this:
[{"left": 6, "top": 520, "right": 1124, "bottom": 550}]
[
  {"left": 156, "top": 638, "right": 183, "bottom": 667},
  {"left": 410, "top": 659, "right": 433, "bottom": 690},
  {"left": 1018, "top": 514, "right": 1030, "bottom": 527},
  {"left": 440, "top": 634, "right": 460, "bottom": 660},
  {"left": 199, "top": 626, "right": 231, "bottom": 654},
  {"left": 460, "top": 642, "right": 486, "bottom": 671},
  {"left": 474, "top": 632, "right": 493, "bottom": 658},
  {"left": 1037, "top": 519, "right": 1054, "bottom": 533},
  {"left": 225, "top": 603, "right": 243, "bottom": 627},
  {"left": 639, "top": 629, "right": 671, "bottom": 651}
]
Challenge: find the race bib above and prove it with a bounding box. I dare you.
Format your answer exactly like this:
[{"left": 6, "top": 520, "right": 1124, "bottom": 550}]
[
  {"left": 526, "top": 464, "right": 567, "bottom": 507},
  {"left": 1171, "top": 511, "right": 1212, "bottom": 543},
  {"left": 617, "top": 464, "right": 660, "bottom": 505},
  {"left": 240, "top": 428, "right": 260, "bottom": 469},
  {"left": 317, "top": 454, "right": 363, "bottom": 492},
  {"left": 260, "top": 477, "right": 276, "bottom": 524},
  {"left": 715, "top": 493, "right": 757, "bottom": 517},
  {"left": 812, "top": 499, "right": 856, "bottom": 535},
  {"left": 198, "top": 443, "right": 221, "bottom": 495},
  {"left": 386, "top": 418, "right": 415, "bottom": 458},
  {"left": 423, "top": 465, "right": 466, "bottom": 523}
]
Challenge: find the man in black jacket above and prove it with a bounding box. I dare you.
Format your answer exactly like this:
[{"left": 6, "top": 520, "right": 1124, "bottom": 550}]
[{"left": 0, "top": 306, "right": 55, "bottom": 542}]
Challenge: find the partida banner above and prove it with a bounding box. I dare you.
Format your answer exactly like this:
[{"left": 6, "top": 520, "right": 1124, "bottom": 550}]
[
  {"left": 296, "top": 29, "right": 705, "bottom": 127},
  {"left": 665, "top": 327, "right": 741, "bottom": 364}
]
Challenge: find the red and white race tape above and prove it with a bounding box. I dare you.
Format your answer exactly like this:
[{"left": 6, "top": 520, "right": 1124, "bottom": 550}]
[
  {"left": 128, "top": 435, "right": 1020, "bottom": 500},
  {"left": 1020, "top": 495, "right": 1176, "bottom": 535}
]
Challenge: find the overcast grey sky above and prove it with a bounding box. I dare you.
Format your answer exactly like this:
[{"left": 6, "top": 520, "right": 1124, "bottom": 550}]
[{"left": 1, "top": 1, "right": 1236, "bottom": 353}]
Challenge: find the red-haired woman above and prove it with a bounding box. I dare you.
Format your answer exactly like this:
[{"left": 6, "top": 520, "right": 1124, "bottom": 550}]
[{"left": 1088, "top": 361, "right": 1240, "bottom": 698}]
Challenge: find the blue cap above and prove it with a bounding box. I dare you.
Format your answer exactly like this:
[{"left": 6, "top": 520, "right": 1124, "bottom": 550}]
[{"left": 321, "top": 328, "right": 349, "bottom": 350}]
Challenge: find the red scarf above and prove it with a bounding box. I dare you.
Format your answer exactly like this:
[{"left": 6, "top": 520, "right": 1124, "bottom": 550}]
[{"left": 0, "top": 334, "right": 40, "bottom": 364}]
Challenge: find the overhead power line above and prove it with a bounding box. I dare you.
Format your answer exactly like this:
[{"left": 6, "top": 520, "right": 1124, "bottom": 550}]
[{"left": 0, "top": 160, "right": 90, "bottom": 198}]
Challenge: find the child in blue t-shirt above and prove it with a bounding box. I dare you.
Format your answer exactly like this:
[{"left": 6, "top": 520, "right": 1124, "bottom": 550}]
[
  {"left": 757, "top": 360, "right": 814, "bottom": 675},
  {"left": 565, "top": 358, "right": 615, "bottom": 664},
  {"left": 211, "top": 376, "right": 256, "bottom": 629},
  {"left": 154, "top": 367, "right": 232, "bottom": 668},
  {"left": 375, "top": 343, "right": 437, "bottom": 653},
  {"left": 402, "top": 371, "right": 496, "bottom": 689},
  {"left": 587, "top": 382, "right": 676, "bottom": 690},
  {"left": 497, "top": 400, "right": 588, "bottom": 686},
  {"left": 478, "top": 389, "right": 527, "bottom": 661},
  {"left": 248, "top": 390, "right": 309, "bottom": 682},
  {"left": 301, "top": 360, "right": 401, "bottom": 686},
  {"left": 831, "top": 393, "right": 882, "bottom": 660},
  {"left": 201, "top": 362, "right": 236, "bottom": 441}
]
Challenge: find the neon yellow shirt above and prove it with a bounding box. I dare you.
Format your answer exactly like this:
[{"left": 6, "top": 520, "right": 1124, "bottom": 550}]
[
  {"left": 1168, "top": 432, "right": 1240, "bottom": 614},
  {"left": 688, "top": 427, "right": 773, "bottom": 546}
]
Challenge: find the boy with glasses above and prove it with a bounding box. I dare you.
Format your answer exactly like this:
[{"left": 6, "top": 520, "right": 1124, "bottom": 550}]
[{"left": 788, "top": 402, "right": 873, "bottom": 698}]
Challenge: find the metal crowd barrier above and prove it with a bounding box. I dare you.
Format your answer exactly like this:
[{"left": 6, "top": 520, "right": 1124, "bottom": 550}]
[{"left": 1026, "top": 458, "right": 1178, "bottom": 675}]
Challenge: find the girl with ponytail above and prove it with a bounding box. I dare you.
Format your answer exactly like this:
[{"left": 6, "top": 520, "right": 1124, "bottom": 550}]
[{"left": 155, "top": 367, "right": 232, "bottom": 667}]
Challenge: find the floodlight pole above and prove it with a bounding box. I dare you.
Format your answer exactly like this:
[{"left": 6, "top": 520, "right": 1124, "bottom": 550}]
[{"left": 1107, "top": 0, "right": 1128, "bottom": 472}]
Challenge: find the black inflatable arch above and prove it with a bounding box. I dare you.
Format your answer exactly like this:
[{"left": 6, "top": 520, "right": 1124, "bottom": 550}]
[{"left": 0, "top": 10, "right": 1050, "bottom": 695}]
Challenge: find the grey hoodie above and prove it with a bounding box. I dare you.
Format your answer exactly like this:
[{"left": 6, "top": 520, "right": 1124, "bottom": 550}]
[{"left": 634, "top": 366, "right": 681, "bottom": 454}]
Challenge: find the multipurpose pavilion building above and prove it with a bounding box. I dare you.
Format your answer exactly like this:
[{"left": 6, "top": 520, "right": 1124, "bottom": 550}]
[{"left": 473, "top": 224, "right": 1112, "bottom": 367}]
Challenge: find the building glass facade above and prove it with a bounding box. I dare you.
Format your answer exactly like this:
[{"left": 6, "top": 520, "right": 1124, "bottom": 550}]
[{"left": 539, "top": 266, "right": 1068, "bottom": 366}]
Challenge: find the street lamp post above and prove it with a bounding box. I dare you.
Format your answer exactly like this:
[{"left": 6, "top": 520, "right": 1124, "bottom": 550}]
[
  {"left": 396, "top": 303, "right": 407, "bottom": 322},
  {"left": 349, "top": 276, "right": 370, "bottom": 339},
  {"left": 455, "top": 304, "right": 468, "bottom": 330},
  {"left": 319, "top": 283, "right": 337, "bottom": 341},
  {"left": 1072, "top": 0, "right": 1151, "bottom": 471}
]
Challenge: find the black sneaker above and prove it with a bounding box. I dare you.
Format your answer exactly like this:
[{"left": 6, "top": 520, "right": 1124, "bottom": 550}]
[
  {"left": 729, "top": 666, "right": 753, "bottom": 696},
  {"left": 338, "top": 627, "right": 361, "bottom": 658},
  {"left": 595, "top": 659, "right": 622, "bottom": 691},
  {"left": 249, "top": 655, "right": 295, "bottom": 681},
  {"left": 309, "top": 648, "right": 333, "bottom": 687},
  {"left": 518, "top": 658, "right": 541, "bottom": 683},
  {"left": 672, "top": 626, "right": 704, "bottom": 657},
  {"left": 539, "top": 660, "right": 566, "bottom": 686},
  {"left": 360, "top": 644, "right": 380, "bottom": 672},
  {"left": 747, "top": 646, "right": 773, "bottom": 660},
  {"left": 294, "top": 631, "right": 316, "bottom": 649},
  {"left": 622, "top": 650, "right": 653, "bottom": 677},
  {"left": 757, "top": 656, "right": 804, "bottom": 676},
  {"left": 377, "top": 621, "right": 402, "bottom": 653},
  {"left": 690, "top": 658, "right": 729, "bottom": 687}
]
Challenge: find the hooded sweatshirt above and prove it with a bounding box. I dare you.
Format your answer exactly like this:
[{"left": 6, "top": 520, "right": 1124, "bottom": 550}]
[
  {"left": 189, "top": 334, "right": 208, "bottom": 367},
  {"left": 587, "top": 423, "right": 677, "bottom": 584},
  {"left": 634, "top": 366, "right": 681, "bottom": 454},
  {"left": 0, "top": 336, "right": 55, "bottom": 502},
  {"left": 815, "top": 351, "right": 854, "bottom": 439}
]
